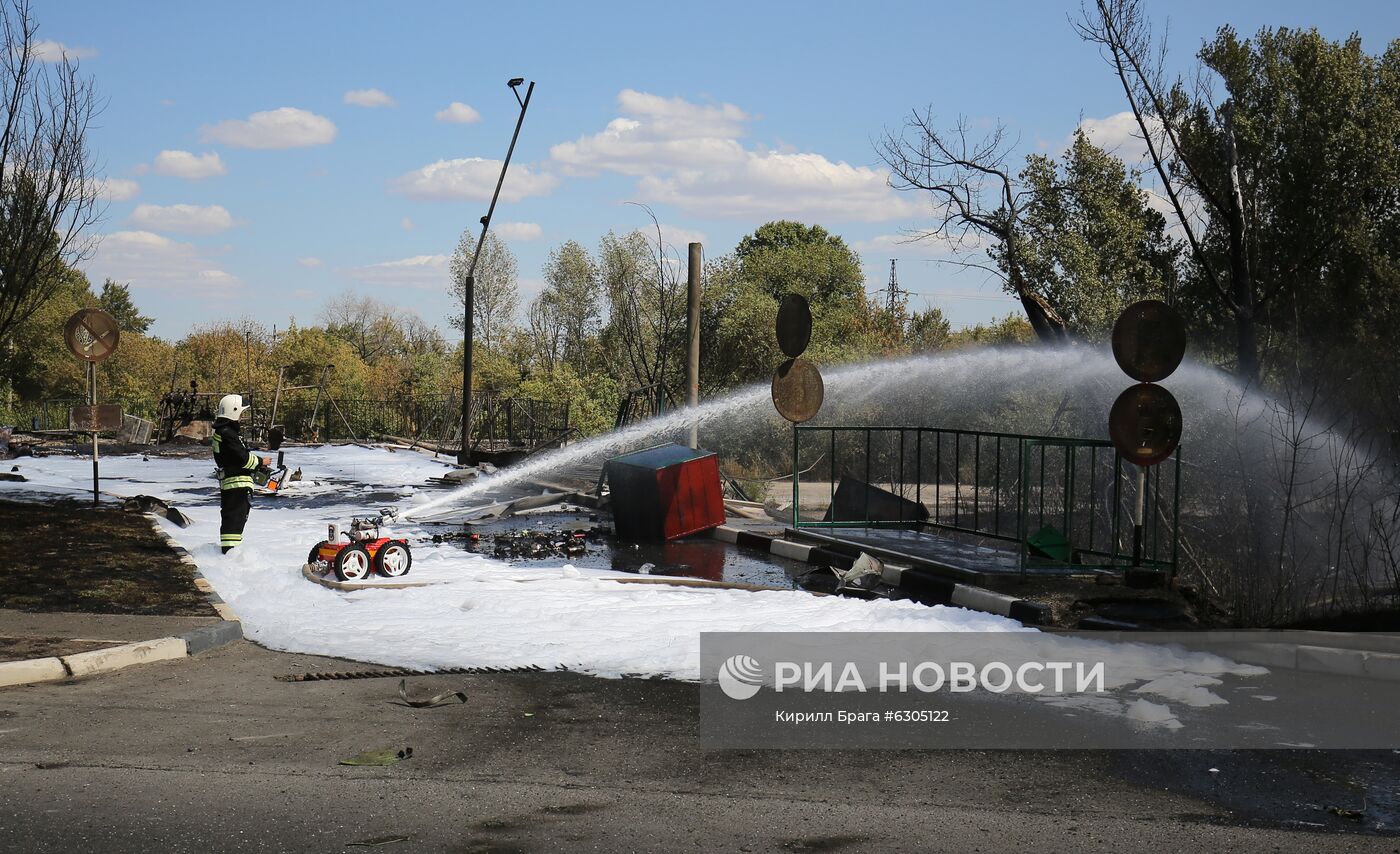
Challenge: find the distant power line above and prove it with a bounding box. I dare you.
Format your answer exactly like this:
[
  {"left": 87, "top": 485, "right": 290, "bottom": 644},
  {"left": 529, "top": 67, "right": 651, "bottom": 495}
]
[{"left": 904, "top": 290, "right": 1016, "bottom": 302}]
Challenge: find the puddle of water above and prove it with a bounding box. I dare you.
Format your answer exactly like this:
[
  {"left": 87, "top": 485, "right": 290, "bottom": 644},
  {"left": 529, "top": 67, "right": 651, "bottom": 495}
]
[{"left": 429, "top": 512, "right": 805, "bottom": 588}]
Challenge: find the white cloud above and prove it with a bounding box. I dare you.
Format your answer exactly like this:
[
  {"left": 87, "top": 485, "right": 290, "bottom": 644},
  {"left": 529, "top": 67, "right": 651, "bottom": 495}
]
[
  {"left": 494, "top": 221, "right": 542, "bottom": 241},
  {"left": 390, "top": 157, "right": 557, "bottom": 202},
  {"left": 551, "top": 89, "right": 917, "bottom": 222},
  {"left": 400, "top": 217, "right": 416, "bottom": 231},
  {"left": 551, "top": 89, "right": 749, "bottom": 177},
  {"left": 298, "top": 257, "right": 322, "bottom": 268},
  {"left": 651, "top": 225, "right": 706, "bottom": 251},
  {"left": 128, "top": 203, "right": 235, "bottom": 235},
  {"left": 344, "top": 254, "right": 449, "bottom": 290},
  {"left": 200, "top": 107, "right": 337, "bottom": 149},
  {"left": 97, "top": 177, "right": 140, "bottom": 202},
  {"left": 344, "top": 88, "right": 396, "bottom": 108},
  {"left": 152, "top": 149, "right": 227, "bottom": 179},
  {"left": 197, "top": 269, "right": 236, "bottom": 284},
  {"left": 87, "top": 230, "right": 238, "bottom": 293},
  {"left": 1074, "top": 112, "right": 1166, "bottom": 168},
  {"left": 435, "top": 102, "right": 481, "bottom": 124},
  {"left": 30, "top": 40, "right": 97, "bottom": 62},
  {"left": 638, "top": 151, "right": 921, "bottom": 222},
  {"left": 853, "top": 230, "right": 987, "bottom": 259}
]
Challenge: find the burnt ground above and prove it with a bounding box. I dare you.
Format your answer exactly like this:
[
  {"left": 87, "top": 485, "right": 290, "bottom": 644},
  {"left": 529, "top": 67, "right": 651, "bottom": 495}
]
[
  {"left": 0, "top": 636, "right": 113, "bottom": 662},
  {"left": 0, "top": 498, "right": 213, "bottom": 617}
]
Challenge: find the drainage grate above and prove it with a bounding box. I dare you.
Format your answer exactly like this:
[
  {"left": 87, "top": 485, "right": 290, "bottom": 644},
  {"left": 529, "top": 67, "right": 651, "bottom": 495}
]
[{"left": 276, "top": 664, "right": 558, "bottom": 682}]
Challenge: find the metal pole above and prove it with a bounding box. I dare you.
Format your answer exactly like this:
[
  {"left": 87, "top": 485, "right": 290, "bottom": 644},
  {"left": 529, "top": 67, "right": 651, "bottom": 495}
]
[
  {"left": 461, "top": 80, "right": 535, "bottom": 465},
  {"left": 686, "top": 242, "right": 702, "bottom": 449},
  {"left": 89, "top": 361, "right": 98, "bottom": 506},
  {"left": 309, "top": 364, "right": 332, "bottom": 441},
  {"left": 792, "top": 426, "right": 799, "bottom": 530},
  {"left": 269, "top": 366, "right": 285, "bottom": 429},
  {"left": 1132, "top": 465, "right": 1147, "bottom": 566}
]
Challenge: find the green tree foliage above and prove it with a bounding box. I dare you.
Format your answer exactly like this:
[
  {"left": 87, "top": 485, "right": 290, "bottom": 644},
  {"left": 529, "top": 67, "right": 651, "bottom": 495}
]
[
  {"left": 947, "top": 314, "right": 1035, "bottom": 348},
  {"left": 702, "top": 221, "right": 882, "bottom": 392},
  {"left": 97, "top": 279, "right": 154, "bottom": 334},
  {"left": 0, "top": 1, "right": 101, "bottom": 345},
  {"left": 1174, "top": 27, "right": 1400, "bottom": 417},
  {"left": 1010, "top": 131, "right": 1178, "bottom": 340},
  {"left": 735, "top": 221, "right": 865, "bottom": 304},
  {"left": 598, "top": 229, "right": 686, "bottom": 393},
  {"left": 906, "top": 307, "right": 953, "bottom": 353},
  {"left": 529, "top": 240, "right": 601, "bottom": 375},
  {"left": 449, "top": 230, "right": 518, "bottom": 352},
  {"left": 0, "top": 265, "right": 175, "bottom": 419},
  {"left": 1, "top": 264, "right": 94, "bottom": 401}
]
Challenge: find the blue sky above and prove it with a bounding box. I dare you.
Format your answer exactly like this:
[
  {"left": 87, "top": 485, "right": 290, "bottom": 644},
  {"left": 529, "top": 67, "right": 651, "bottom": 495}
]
[{"left": 39, "top": 0, "right": 1400, "bottom": 339}]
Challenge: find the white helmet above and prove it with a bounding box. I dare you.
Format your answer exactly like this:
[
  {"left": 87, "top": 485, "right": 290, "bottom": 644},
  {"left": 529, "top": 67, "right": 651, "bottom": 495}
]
[{"left": 217, "top": 394, "right": 249, "bottom": 421}]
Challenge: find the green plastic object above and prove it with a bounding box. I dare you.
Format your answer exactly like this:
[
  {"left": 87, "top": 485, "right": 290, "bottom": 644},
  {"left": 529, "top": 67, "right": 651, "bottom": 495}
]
[
  {"left": 339, "top": 747, "right": 413, "bottom": 766},
  {"left": 1026, "top": 525, "right": 1071, "bottom": 563}
]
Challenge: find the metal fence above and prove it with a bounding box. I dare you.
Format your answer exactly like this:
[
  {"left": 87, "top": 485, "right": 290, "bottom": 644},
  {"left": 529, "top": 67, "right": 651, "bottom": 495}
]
[
  {"left": 263, "top": 392, "right": 570, "bottom": 450},
  {"left": 791, "top": 425, "right": 1181, "bottom": 576},
  {"left": 4, "top": 391, "right": 571, "bottom": 453},
  {"left": 2, "top": 398, "right": 161, "bottom": 432}
]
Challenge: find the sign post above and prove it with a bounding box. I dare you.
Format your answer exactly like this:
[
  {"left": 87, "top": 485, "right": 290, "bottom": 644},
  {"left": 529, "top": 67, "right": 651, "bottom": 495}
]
[
  {"left": 772, "top": 293, "right": 822, "bottom": 528},
  {"left": 63, "top": 309, "right": 121, "bottom": 506},
  {"left": 1108, "top": 300, "right": 1185, "bottom": 583}
]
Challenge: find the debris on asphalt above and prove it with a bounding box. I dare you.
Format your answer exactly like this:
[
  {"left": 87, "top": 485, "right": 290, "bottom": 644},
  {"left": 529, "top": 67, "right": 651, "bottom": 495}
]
[
  {"left": 345, "top": 835, "right": 411, "bottom": 847},
  {"left": 339, "top": 746, "right": 413, "bottom": 766},
  {"left": 433, "top": 525, "right": 605, "bottom": 561},
  {"left": 396, "top": 679, "right": 466, "bottom": 708}
]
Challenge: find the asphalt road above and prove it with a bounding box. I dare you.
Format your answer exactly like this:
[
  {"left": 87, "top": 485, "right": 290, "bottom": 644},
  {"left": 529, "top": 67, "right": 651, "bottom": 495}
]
[{"left": 0, "top": 641, "right": 1396, "bottom": 853}]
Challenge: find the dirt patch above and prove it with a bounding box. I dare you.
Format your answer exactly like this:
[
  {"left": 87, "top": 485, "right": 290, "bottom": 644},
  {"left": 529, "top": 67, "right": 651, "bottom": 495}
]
[
  {"left": 0, "top": 498, "right": 214, "bottom": 616},
  {"left": 0, "top": 635, "right": 112, "bottom": 662}
]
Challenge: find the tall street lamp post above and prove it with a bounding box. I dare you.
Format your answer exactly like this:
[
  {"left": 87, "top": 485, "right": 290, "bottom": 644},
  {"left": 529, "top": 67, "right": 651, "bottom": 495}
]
[{"left": 460, "top": 77, "right": 534, "bottom": 465}]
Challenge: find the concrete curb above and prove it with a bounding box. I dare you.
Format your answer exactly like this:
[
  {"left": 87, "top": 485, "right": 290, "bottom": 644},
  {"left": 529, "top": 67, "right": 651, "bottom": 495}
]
[
  {"left": 64, "top": 637, "right": 187, "bottom": 678},
  {"left": 145, "top": 512, "right": 241, "bottom": 623},
  {"left": 0, "top": 511, "right": 245, "bottom": 691},
  {"left": 0, "top": 657, "right": 66, "bottom": 688},
  {"left": 709, "top": 524, "right": 1051, "bottom": 626}
]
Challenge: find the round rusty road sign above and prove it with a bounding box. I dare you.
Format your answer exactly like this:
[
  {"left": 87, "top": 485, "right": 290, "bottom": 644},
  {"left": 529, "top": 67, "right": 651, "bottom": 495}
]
[
  {"left": 771, "top": 357, "right": 824, "bottom": 423},
  {"left": 1111, "top": 299, "right": 1186, "bottom": 383},
  {"left": 775, "top": 293, "right": 812, "bottom": 359},
  {"left": 1109, "top": 383, "right": 1182, "bottom": 467},
  {"left": 63, "top": 308, "right": 120, "bottom": 363}
]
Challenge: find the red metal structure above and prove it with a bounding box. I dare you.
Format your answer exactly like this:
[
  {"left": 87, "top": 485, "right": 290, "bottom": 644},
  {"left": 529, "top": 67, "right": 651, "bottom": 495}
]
[{"left": 606, "top": 443, "right": 726, "bottom": 541}]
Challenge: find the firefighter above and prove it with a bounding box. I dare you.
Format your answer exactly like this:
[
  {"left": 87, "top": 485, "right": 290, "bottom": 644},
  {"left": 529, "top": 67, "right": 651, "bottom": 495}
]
[{"left": 212, "top": 394, "right": 268, "bottom": 553}]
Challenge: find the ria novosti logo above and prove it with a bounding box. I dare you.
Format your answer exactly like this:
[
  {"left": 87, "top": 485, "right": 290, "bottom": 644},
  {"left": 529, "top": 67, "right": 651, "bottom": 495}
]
[{"left": 717, "top": 654, "right": 764, "bottom": 700}]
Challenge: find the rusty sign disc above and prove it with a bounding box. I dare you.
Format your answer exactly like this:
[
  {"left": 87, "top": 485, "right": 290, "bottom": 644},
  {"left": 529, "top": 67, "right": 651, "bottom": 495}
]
[
  {"left": 69, "top": 404, "right": 124, "bottom": 433},
  {"left": 1111, "top": 299, "right": 1186, "bottom": 383},
  {"left": 775, "top": 293, "right": 812, "bottom": 359},
  {"left": 63, "top": 308, "right": 120, "bottom": 363},
  {"left": 1109, "top": 383, "right": 1182, "bottom": 467},
  {"left": 772, "top": 357, "right": 824, "bottom": 423}
]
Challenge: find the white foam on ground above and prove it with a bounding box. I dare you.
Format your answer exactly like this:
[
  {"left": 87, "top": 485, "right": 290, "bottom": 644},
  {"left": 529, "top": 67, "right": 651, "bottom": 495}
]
[
  {"left": 1133, "top": 672, "right": 1228, "bottom": 707},
  {"left": 2, "top": 447, "right": 1267, "bottom": 724},
  {"left": 1126, "top": 698, "right": 1184, "bottom": 729}
]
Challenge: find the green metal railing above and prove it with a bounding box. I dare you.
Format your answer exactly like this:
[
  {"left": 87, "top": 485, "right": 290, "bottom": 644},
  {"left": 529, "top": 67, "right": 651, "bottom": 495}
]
[{"left": 791, "top": 425, "right": 1181, "bottom": 577}]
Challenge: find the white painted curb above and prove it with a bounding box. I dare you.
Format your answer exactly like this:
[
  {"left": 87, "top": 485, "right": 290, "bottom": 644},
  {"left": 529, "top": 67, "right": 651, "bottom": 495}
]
[
  {"left": 61, "top": 637, "right": 187, "bottom": 678},
  {"left": 0, "top": 657, "right": 67, "bottom": 688}
]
